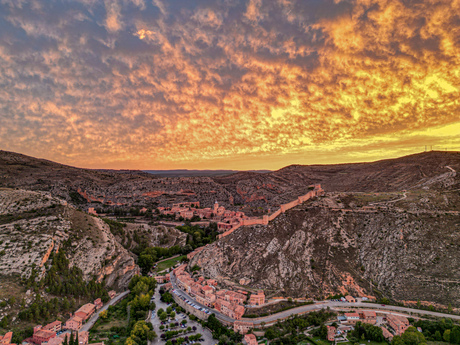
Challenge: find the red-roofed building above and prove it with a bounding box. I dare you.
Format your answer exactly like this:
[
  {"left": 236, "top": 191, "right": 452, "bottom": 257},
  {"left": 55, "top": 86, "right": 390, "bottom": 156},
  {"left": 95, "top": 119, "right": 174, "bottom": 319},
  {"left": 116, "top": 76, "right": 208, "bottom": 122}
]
[
  {"left": 32, "top": 329, "right": 56, "bottom": 345},
  {"left": 64, "top": 316, "right": 83, "bottom": 331},
  {"left": 344, "top": 312, "right": 360, "bottom": 324},
  {"left": 234, "top": 321, "right": 254, "bottom": 334},
  {"left": 94, "top": 298, "right": 103, "bottom": 310},
  {"left": 386, "top": 315, "right": 409, "bottom": 335},
  {"left": 0, "top": 332, "right": 13, "bottom": 345},
  {"left": 249, "top": 291, "right": 265, "bottom": 305},
  {"left": 359, "top": 310, "right": 377, "bottom": 324},
  {"left": 327, "top": 326, "right": 336, "bottom": 342},
  {"left": 244, "top": 334, "right": 257, "bottom": 345},
  {"left": 75, "top": 303, "right": 96, "bottom": 321},
  {"left": 381, "top": 327, "right": 394, "bottom": 341},
  {"left": 43, "top": 321, "right": 62, "bottom": 333}
]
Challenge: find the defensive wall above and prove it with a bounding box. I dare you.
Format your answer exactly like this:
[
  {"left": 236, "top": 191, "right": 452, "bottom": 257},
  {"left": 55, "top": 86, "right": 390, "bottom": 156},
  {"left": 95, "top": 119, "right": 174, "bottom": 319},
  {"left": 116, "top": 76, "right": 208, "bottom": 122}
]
[{"left": 218, "top": 184, "right": 324, "bottom": 239}]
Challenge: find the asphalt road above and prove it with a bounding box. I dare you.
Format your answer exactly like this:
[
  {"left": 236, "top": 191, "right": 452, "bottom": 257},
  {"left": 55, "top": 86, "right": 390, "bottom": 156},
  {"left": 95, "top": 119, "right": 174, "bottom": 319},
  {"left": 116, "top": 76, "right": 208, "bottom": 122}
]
[
  {"left": 169, "top": 274, "right": 460, "bottom": 326},
  {"left": 169, "top": 273, "right": 234, "bottom": 323},
  {"left": 244, "top": 301, "right": 460, "bottom": 325},
  {"left": 80, "top": 291, "right": 130, "bottom": 332}
]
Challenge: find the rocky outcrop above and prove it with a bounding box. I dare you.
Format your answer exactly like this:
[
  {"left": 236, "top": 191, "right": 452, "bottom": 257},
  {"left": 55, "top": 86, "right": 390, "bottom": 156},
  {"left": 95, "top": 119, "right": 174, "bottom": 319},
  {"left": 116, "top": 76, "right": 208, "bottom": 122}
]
[{"left": 0, "top": 188, "right": 139, "bottom": 289}]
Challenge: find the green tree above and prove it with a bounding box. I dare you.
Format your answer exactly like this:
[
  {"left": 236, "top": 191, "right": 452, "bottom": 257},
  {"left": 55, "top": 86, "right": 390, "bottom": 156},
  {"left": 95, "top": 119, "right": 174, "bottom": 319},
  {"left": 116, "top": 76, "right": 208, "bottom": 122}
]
[
  {"left": 434, "top": 331, "right": 442, "bottom": 341},
  {"left": 444, "top": 330, "right": 451, "bottom": 343},
  {"left": 450, "top": 327, "right": 460, "bottom": 344},
  {"left": 401, "top": 327, "right": 426, "bottom": 345}
]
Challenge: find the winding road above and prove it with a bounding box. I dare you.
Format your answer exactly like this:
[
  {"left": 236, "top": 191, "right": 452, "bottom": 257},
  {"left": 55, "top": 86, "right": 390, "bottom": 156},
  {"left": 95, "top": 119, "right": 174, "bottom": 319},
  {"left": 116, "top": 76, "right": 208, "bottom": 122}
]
[{"left": 170, "top": 270, "right": 460, "bottom": 326}]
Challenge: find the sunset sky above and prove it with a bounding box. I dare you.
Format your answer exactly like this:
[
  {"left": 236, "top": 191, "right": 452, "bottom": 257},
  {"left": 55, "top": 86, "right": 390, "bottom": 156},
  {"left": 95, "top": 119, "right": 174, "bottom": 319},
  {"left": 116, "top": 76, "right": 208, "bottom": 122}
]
[{"left": 0, "top": 0, "right": 459, "bottom": 170}]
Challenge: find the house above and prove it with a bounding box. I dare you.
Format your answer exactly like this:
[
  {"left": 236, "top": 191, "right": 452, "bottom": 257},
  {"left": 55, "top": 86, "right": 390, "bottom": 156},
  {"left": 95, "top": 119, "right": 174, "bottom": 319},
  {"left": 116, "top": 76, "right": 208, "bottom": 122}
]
[
  {"left": 327, "top": 326, "right": 336, "bottom": 342},
  {"left": 32, "top": 329, "right": 56, "bottom": 345},
  {"left": 42, "top": 321, "right": 62, "bottom": 333},
  {"left": 206, "top": 279, "right": 217, "bottom": 286},
  {"left": 359, "top": 310, "right": 377, "bottom": 324},
  {"left": 381, "top": 327, "right": 394, "bottom": 341},
  {"left": 94, "top": 298, "right": 103, "bottom": 310},
  {"left": 244, "top": 334, "right": 257, "bottom": 345},
  {"left": 234, "top": 321, "right": 254, "bottom": 334},
  {"left": 202, "top": 286, "right": 214, "bottom": 295},
  {"left": 344, "top": 295, "right": 356, "bottom": 303},
  {"left": 0, "top": 332, "right": 13, "bottom": 345},
  {"left": 249, "top": 291, "right": 265, "bottom": 305},
  {"left": 64, "top": 316, "right": 83, "bottom": 331},
  {"left": 108, "top": 291, "right": 116, "bottom": 299},
  {"left": 344, "top": 312, "right": 360, "bottom": 324},
  {"left": 154, "top": 276, "right": 170, "bottom": 284},
  {"left": 386, "top": 315, "right": 409, "bottom": 335},
  {"left": 75, "top": 303, "right": 96, "bottom": 321}
]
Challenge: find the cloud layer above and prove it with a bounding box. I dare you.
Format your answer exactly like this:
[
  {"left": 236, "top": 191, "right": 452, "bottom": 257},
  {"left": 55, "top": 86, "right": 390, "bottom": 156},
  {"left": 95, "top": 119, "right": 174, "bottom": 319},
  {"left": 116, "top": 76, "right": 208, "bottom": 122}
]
[{"left": 0, "top": 0, "right": 459, "bottom": 169}]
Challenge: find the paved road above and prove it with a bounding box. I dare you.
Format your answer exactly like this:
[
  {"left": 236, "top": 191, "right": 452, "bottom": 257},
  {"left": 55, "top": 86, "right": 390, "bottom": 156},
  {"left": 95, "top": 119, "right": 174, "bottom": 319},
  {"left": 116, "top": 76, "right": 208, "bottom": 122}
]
[
  {"left": 169, "top": 277, "right": 460, "bottom": 326},
  {"left": 80, "top": 291, "right": 130, "bottom": 332},
  {"left": 244, "top": 301, "right": 460, "bottom": 325},
  {"left": 169, "top": 273, "right": 234, "bottom": 323}
]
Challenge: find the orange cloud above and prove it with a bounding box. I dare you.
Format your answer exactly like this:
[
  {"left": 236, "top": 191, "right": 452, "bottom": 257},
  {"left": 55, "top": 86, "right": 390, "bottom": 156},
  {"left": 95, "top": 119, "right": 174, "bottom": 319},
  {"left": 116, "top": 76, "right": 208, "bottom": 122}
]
[{"left": 0, "top": 0, "right": 458, "bottom": 170}]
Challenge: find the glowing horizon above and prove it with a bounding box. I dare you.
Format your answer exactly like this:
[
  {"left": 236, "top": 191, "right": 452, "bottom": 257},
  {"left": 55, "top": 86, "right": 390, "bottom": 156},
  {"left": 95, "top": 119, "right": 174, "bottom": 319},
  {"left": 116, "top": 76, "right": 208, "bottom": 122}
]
[{"left": 0, "top": 0, "right": 459, "bottom": 170}]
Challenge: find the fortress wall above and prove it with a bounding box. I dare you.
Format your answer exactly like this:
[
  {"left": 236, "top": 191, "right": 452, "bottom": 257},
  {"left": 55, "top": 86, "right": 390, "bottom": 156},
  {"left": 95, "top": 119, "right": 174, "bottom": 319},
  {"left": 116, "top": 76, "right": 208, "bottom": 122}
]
[
  {"left": 268, "top": 209, "right": 282, "bottom": 221},
  {"left": 280, "top": 199, "right": 300, "bottom": 212},
  {"left": 217, "top": 184, "right": 323, "bottom": 240},
  {"left": 242, "top": 218, "right": 264, "bottom": 226}
]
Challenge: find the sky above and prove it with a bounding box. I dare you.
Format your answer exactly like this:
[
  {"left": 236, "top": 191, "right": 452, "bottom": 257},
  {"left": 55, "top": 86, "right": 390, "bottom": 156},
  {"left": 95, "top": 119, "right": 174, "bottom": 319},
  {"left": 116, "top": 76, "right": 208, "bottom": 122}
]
[{"left": 0, "top": 0, "right": 459, "bottom": 170}]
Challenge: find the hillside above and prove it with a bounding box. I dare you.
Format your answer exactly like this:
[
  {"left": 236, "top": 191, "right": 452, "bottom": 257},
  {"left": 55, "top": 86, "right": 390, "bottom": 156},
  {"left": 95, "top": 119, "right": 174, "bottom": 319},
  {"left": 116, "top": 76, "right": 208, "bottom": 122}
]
[
  {"left": 0, "top": 188, "right": 139, "bottom": 286},
  {"left": 190, "top": 157, "right": 460, "bottom": 307},
  {"left": 2, "top": 150, "right": 459, "bottom": 213}
]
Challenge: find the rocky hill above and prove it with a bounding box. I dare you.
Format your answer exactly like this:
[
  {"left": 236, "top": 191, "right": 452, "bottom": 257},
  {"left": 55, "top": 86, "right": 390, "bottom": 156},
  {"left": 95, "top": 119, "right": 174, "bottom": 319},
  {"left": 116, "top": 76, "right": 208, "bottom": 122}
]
[
  {"left": 190, "top": 153, "right": 460, "bottom": 307},
  {"left": 2, "top": 150, "right": 459, "bottom": 214},
  {"left": 0, "top": 188, "right": 139, "bottom": 288}
]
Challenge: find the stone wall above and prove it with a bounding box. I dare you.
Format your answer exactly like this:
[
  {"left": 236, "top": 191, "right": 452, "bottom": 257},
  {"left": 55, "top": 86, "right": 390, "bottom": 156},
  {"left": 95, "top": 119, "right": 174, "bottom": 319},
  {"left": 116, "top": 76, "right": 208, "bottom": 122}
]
[{"left": 218, "top": 185, "right": 323, "bottom": 239}]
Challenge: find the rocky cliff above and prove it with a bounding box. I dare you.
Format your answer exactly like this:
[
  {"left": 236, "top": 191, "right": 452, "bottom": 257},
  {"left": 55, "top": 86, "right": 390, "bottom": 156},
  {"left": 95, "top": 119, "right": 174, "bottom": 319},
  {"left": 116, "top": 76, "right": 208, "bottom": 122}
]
[{"left": 0, "top": 188, "right": 139, "bottom": 289}]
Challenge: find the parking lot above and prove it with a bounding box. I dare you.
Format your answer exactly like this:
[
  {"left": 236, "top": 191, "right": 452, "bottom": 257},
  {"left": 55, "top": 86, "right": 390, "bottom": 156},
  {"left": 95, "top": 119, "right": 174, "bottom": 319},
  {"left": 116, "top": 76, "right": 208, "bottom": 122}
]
[{"left": 149, "top": 286, "right": 217, "bottom": 345}]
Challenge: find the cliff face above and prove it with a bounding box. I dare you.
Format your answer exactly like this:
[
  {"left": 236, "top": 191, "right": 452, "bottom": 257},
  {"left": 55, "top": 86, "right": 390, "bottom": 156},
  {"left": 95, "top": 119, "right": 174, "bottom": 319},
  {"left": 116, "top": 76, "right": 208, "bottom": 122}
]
[
  {"left": 190, "top": 170, "right": 460, "bottom": 307},
  {"left": 0, "top": 188, "right": 139, "bottom": 289}
]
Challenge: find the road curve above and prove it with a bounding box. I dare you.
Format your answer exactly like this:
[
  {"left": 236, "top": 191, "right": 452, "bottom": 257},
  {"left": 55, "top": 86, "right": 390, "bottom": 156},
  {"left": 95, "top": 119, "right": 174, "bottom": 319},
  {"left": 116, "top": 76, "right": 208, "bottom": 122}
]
[{"left": 80, "top": 290, "right": 130, "bottom": 332}]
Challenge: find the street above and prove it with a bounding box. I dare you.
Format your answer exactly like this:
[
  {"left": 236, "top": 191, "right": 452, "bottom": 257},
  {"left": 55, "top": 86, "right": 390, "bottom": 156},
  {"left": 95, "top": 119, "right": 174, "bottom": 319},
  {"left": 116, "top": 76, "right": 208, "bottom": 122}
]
[{"left": 149, "top": 284, "right": 217, "bottom": 345}]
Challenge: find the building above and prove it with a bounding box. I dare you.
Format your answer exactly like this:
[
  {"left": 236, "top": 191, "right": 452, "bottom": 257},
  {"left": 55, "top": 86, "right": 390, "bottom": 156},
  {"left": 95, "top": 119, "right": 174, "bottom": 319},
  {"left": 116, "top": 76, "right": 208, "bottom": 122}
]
[
  {"left": 344, "top": 312, "right": 360, "bottom": 324},
  {"left": 249, "top": 291, "right": 265, "bottom": 305},
  {"left": 94, "top": 298, "right": 103, "bottom": 310},
  {"left": 381, "top": 327, "right": 394, "bottom": 341},
  {"left": 327, "top": 326, "right": 336, "bottom": 342},
  {"left": 244, "top": 334, "right": 257, "bottom": 345},
  {"left": 154, "top": 275, "right": 170, "bottom": 284},
  {"left": 359, "top": 310, "right": 377, "bottom": 324},
  {"left": 42, "top": 321, "right": 62, "bottom": 333},
  {"left": 32, "top": 329, "right": 56, "bottom": 345},
  {"left": 344, "top": 295, "right": 356, "bottom": 303},
  {"left": 75, "top": 303, "right": 96, "bottom": 321},
  {"left": 234, "top": 321, "right": 254, "bottom": 335},
  {"left": 386, "top": 314, "right": 409, "bottom": 335},
  {"left": 64, "top": 316, "right": 83, "bottom": 331},
  {"left": 0, "top": 332, "right": 12, "bottom": 345},
  {"left": 108, "top": 291, "right": 116, "bottom": 299}
]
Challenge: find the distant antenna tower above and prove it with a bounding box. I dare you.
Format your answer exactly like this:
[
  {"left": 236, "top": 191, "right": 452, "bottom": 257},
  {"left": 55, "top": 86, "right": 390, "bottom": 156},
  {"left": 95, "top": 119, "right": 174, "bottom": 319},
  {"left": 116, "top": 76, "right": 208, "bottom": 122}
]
[
  {"left": 431, "top": 145, "right": 433, "bottom": 151},
  {"left": 425, "top": 146, "right": 427, "bottom": 152}
]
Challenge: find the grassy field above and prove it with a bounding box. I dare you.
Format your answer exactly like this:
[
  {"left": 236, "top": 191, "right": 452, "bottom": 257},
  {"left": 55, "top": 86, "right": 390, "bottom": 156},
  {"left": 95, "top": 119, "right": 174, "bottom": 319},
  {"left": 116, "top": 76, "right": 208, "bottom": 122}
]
[{"left": 156, "top": 255, "right": 186, "bottom": 272}]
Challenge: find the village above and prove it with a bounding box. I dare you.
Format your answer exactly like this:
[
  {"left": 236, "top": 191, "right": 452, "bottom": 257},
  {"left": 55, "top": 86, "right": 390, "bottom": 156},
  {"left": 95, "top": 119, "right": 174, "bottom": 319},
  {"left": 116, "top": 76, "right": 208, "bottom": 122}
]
[{"left": 0, "top": 291, "right": 118, "bottom": 345}]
